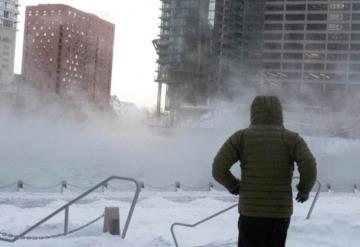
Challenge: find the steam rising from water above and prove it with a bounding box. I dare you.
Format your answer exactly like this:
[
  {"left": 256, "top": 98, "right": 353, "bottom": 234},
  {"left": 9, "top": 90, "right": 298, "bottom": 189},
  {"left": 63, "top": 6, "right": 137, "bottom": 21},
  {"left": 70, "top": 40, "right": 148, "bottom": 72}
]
[{"left": 0, "top": 101, "right": 359, "bottom": 192}]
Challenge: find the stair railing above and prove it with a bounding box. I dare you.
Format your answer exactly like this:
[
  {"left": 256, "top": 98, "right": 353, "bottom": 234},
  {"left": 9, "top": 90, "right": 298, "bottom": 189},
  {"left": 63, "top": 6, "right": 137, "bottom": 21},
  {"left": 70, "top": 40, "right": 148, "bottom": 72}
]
[
  {"left": 0, "top": 176, "right": 141, "bottom": 242},
  {"left": 171, "top": 178, "right": 322, "bottom": 247}
]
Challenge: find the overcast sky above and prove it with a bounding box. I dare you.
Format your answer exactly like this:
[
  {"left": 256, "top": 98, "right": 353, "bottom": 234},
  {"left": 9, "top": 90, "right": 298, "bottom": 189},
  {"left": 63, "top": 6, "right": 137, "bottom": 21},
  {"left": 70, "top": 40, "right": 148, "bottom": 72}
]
[{"left": 15, "top": 0, "right": 161, "bottom": 109}]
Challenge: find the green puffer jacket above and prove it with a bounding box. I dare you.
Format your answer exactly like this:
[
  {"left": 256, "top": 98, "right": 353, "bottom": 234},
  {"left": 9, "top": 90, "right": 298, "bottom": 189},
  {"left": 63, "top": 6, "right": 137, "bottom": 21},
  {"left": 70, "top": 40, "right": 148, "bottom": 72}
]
[{"left": 212, "top": 96, "right": 317, "bottom": 218}]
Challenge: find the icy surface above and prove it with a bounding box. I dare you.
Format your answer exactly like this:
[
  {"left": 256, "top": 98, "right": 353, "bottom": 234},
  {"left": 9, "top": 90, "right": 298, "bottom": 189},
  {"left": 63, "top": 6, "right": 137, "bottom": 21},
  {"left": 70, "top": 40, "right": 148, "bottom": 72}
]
[{"left": 0, "top": 191, "right": 359, "bottom": 246}]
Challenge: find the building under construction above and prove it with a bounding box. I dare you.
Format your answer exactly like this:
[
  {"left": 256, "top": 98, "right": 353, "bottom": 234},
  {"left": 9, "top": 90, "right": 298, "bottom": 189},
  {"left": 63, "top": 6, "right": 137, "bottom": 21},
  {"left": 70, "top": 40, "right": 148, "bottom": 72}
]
[
  {"left": 213, "top": 0, "right": 265, "bottom": 99},
  {"left": 153, "top": 0, "right": 216, "bottom": 115},
  {"left": 154, "top": 0, "right": 261, "bottom": 114}
]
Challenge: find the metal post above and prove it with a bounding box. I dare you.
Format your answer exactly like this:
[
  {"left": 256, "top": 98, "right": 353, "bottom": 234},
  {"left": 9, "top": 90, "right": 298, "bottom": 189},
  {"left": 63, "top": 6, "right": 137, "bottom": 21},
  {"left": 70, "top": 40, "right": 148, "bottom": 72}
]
[
  {"left": 327, "top": 183, "right": 332, "bottom": 192},
  {"left": 61, "top": 181, "right": 67, "bottom": 194},
  {"left": 175, "top": 182, "right": 181, "bottom": 192},
  {"left": 103, "top": 207, "right": 120, "bottom": 235},
  {"left": 121, "top": 178, "right": 141, "bottom": 239},
  {"left": 102, "top": 182, "right": 108, "bottom": 193},
  {"left": 156, "top": 82, "right": 162, "bottom": 118},
  {"left": 4, "top": 176, "right": 141, "bottom": 243},
  {"left": 140, "top": 181, "right": 145, "bottom": 189},
  {"left": 293, "top": 177, "right": 322, "bottom": 220},
  {"left": 64, "top": 206, "right": 69, "bottom": 235},
  {"left": 306, "top": 180, "right": 322, "bottom": 220},
  {"left": 209, "top": 182, "right": 214, "bottom": 191},
  {"left": 17, "top": 180, "right": 23, "bottom": 192}
]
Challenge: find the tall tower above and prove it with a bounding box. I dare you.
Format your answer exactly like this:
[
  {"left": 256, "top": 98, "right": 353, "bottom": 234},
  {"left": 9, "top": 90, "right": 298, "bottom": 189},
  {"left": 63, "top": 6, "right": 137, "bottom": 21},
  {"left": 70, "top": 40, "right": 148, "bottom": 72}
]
[
  {"left": 22, "top": 4, "right": 115, "bottom": 110},
  {"left": 0, "top": 0, "right": 18, "bottom": 102},
  {"left": 154, "top": 0, "right": 215, "bottom": 114}
]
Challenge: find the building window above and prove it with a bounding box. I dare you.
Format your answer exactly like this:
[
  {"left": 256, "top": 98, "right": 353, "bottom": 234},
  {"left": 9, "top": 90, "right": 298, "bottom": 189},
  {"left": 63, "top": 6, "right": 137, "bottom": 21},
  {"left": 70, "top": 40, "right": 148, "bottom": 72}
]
[
  {"left": 328, "top": 43, "right": 348, "bottom": 51},
  {"left": 306, "top": 33, "right": 326, "bottom": 41},
  {"left": 266, "top": 5, "right": 283, "bottom": 11},
  {"left": 304, "top": 63, "right": 324, "bottom": 70},
  {"left": 307, "top": 24, "right": 326, "bottom": 31},
  {"left": 308, "top": 14, "right": 327, "bottom": 21},
  {"left": 306, "top": 43, "right": 326, "bottom": 50},
  {"left": 285, "top": 24, "right": 304, "bottom": 31},
  {"left": 328, "top": 24, "right": 348, "bottom": 31},
  {"left": 308, "top": 4, "right": 328, "bottom": 11},
  {"left": 284, "top": 33, "right": 304, "bottom": 40},
  {"left": 286, "top": 14, "right": 305, "bottom": 21},
  {"left": 283, "top": 53, "right": 303, "bottom": 60},
  {"left": 286, "top": 4, "right": 305, "bottom": 11},
  {"left": 264, "top": 43, "right": 281, "bottom": 50},
  {"left": 264, "top": 24, "right": 282, "bottom": 31},
  {"left": 305, "top": 53, "right": 324, "bottom": 60},
  {"left": 329, "top": 4, "right": 349, "bottom": 11},
  {"left": 283, "top": 63, "right": 302, "bottom": 70},
  {"left": 328, "top": 34, "right": 348, "bottom": 41},
  {"left": 284, "top": 43, "right": 303, "bottom": 50},
  {"left": 327, "top": 54, "right": 347, "bottom": 61},
  {"left": 265, "top": 14, "right": 283, "bottom": 21}
]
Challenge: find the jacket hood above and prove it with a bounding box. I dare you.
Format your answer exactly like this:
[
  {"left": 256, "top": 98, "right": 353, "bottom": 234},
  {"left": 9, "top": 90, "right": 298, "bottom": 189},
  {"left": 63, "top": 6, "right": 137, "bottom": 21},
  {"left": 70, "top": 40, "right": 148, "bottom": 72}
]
[{"left": 250, "top": 95, "right": 283, "bottom": 126}]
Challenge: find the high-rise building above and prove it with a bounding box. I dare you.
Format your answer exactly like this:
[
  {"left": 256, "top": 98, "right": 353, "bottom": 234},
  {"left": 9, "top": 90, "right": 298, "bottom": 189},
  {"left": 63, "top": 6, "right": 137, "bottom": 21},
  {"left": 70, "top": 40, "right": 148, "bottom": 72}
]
[
  {"left": 214, "top": 0, "right": 360, "bottom": 105},
  {"left": 22, "top": 4, "right": 115, "bottom": 110},
  {"left": 158, "top": 0, "right": 360, "bottom": 113},
  {"left": 154, "top": 0, "right": 215, "bottom": 113},
  {"left": 213, "top": 0, "right": 244, "bottom": 87},
  {"left": 261, "top": 1, "right": 360, "bottom": 102},
  {"left": 0, "top": 0, "right": 18, "bottom": 102}
]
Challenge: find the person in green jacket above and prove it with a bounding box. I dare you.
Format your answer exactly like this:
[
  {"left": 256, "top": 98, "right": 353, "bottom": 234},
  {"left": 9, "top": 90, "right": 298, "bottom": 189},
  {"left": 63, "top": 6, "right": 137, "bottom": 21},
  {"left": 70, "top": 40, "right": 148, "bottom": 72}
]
[{"left": 212, "top": 95, "right": 317, "bottom": 247}]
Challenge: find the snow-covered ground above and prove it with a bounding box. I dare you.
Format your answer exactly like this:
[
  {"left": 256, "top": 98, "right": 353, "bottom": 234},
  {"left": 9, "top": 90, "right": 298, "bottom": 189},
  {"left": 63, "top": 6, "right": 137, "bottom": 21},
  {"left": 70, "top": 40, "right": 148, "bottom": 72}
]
[{"left": 0, "top": 190, "right": 359, "bottom": 247}]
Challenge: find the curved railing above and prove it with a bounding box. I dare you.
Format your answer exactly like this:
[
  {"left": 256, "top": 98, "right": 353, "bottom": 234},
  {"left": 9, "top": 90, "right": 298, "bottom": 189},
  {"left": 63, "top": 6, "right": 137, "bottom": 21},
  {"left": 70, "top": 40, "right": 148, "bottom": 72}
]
[
  {"left": 170, "top": 178, "right": 322, "bottom": 247},
  {"left": 293, "top": 177, "right": 322, "bottom": 220},
  {"left": 0, "top": 176, "right": 141, "bottom": 242}
]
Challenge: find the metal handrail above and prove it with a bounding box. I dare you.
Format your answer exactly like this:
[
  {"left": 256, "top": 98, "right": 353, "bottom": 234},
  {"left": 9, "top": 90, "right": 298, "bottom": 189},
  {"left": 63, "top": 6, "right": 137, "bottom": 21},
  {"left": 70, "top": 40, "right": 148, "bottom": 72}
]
[
  {"left": 171, "top": 204, "right": 238, "bottom": 247},
  {"left": 170, "top": 178, "right": 322, "bottom": 247},
  {"left": 0, "top": 176, "right": 141, "bottom": 242},
  {"left": 293, "top": 177, "right": 322, "bottom": 220}
]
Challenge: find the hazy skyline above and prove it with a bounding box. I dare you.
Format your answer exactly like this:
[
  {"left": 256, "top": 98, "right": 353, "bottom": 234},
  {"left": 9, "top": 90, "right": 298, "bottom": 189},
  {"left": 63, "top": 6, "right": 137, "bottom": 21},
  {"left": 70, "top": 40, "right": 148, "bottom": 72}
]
[{"left": 14, "top": 0, "right": 161, "bottom": 109}]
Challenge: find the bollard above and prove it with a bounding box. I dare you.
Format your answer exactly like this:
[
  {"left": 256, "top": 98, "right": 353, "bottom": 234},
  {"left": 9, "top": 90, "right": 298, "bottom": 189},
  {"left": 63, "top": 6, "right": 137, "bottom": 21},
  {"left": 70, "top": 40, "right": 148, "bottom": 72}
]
[
  {"left": 175, "top": 182, "right": 181, "bottom": 192},
  {"left": 209, "top": 182, "right": 214, "bottom": 191},
  {"left": 17, "top": 180, "right": 24, "bottom": 192},
  {"left": 61, "top": 181, "right": 67, "bottom": 194},
  {"left": 102, "top": 182, "right": 108, "bottom": 193},
  {"left": 103, "top": 207, "right": 120, "bottom": 235},
  {"left": 140, "top": 181, "right": 145, "bottom": 190},
  {"left": 327, "top": 184, "right": 332, "bottom": 192}
]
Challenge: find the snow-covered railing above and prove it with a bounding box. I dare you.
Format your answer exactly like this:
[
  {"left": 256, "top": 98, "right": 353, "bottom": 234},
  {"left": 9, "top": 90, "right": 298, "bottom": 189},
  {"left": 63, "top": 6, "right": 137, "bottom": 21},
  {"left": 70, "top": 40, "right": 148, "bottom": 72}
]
[
  {"left": 0, "top": 176, "right": 141, "bottom": 243},
  {"left": 0, "top": 180, "right": 220, "bottom": 192},
  {"left": 170, "top": 178, "right": 322, "bottom": 247},
  {"left": 6, "top": 179, "right": 358, "bottom": 194}
]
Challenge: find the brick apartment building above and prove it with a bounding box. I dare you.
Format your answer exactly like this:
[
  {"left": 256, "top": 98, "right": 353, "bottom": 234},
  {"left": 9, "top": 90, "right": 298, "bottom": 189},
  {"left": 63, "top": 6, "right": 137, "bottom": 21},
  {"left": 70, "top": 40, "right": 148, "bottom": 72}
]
[{"left": 22, "top": 4, "right": 115, "bottom": 110}]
